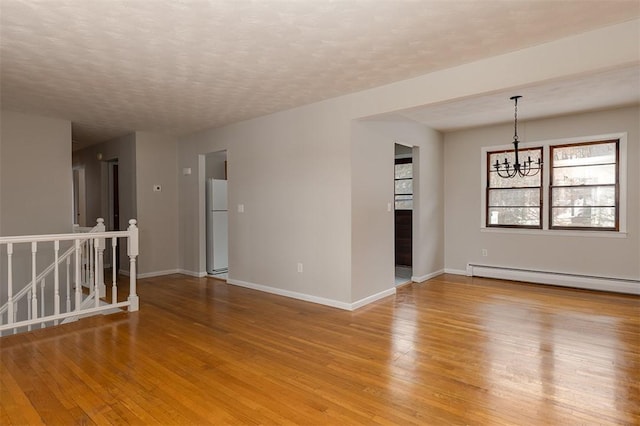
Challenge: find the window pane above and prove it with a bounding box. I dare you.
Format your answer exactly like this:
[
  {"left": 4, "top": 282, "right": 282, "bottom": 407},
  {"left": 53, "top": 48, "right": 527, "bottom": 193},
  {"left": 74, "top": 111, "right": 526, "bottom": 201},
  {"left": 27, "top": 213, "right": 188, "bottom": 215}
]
[
  {"left": 552, "top": 164, "right": 615, "bottom": 186},
  {"left": 551, "top": 207, "right": 616, "bottom": 228},
  {"left": 551, "top": 186, "right": 616, "bottom": 207},
  {"left": 395, "top": 195, "right": 413, "bottom": 210},
  {"left": 553, "top": 142, "right": 616, "bottom": 167},
  {"left": 488, "top": 188, "right": 540, "bottom": 207},
  {"left": 395, "top": 163, "right": 412, "bottom": 179},
  {"left": 489, "top": 171, "right": 541, "bottom": 188},
  {"left": 395, "top": 201, "right": 413, "bottom": 210},
  {"left": 488, "top": 207, "right": 540, "bottom": 226},
  {"left": 395, "top": 179, "right": 412, "bottom": 195}
]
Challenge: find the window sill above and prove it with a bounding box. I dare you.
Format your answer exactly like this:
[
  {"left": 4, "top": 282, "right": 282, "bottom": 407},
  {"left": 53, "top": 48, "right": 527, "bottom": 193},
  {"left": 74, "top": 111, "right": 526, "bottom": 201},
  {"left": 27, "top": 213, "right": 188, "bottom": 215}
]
[{"left": 480, "top": 227, "right": 627, "bottom": 239}]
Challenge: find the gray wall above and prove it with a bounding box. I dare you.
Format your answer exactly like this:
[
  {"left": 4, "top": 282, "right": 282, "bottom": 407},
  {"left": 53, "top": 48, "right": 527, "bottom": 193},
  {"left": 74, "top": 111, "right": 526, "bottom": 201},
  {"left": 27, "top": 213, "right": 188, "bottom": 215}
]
[
  {"left": 205, "top": 151, "right": 227, "bottom": 180},
  {"left": 72, "top": 133, "right": 137, "bottom": 272},
  {"left": 179, "top": 103, "right": 353, "bottom": 303},
  {"left": 0, "top": 110, "right": 73, "bottom": 320},
  {"left": 351, "top": 119, "right": 444, "bottom": 301},
  {"left": 1, "top": 110, "right": 72, "bottom": 236},
  {"left": 135, "top": 131, "right": 179, "bottom": 275},
  {"left": 444, "top": 106, "right": 639, "bottom": 280},
  {"left": 72, "top": 131, "right": 180, "bottom": 276},
  {"left": 176, "top": 22, "right": 636, "bottom": 306},
  {"left": 72, "top": 133, "right": 137, "bottom": 231}
]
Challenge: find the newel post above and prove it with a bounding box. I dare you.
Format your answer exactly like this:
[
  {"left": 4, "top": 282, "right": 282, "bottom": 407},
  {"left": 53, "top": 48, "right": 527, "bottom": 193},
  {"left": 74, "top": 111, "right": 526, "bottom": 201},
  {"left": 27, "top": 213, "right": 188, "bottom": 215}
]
[
  {"left": 127, "top": 219, "right": 139, "bottom": 311},
  {"left": 95, "top": 218, "right": 106, "bottom": 297}
]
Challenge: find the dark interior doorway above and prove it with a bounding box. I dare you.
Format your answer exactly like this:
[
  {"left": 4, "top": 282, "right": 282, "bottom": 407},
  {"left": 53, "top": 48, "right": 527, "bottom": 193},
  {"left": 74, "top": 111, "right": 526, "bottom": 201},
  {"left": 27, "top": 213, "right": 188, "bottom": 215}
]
[
  {"left": 109, "top": 160, "right": 120, "bottom": 272},
  {"left": 394, "top": 144, "right": 413, "bottom": 285}
]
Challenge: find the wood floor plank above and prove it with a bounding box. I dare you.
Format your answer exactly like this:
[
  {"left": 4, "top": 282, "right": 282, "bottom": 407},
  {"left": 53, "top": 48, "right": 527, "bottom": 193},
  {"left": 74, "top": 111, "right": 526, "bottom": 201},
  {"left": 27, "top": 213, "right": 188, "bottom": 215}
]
[{"left": 1, "top": 273, "right": 638, "bottom": 425}]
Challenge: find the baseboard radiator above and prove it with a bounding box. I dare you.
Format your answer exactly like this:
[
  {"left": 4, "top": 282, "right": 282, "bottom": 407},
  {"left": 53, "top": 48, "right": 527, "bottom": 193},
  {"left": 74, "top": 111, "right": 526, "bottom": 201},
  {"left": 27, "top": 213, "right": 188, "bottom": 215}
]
[{"left": 466, "top": 264, "right": 639, "bottom": 296}]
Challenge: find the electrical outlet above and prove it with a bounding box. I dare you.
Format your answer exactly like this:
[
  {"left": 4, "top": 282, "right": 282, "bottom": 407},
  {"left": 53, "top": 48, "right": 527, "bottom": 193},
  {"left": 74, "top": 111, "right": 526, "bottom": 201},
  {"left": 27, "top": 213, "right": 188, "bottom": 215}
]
[
  {"left": 482, "top": 249, "right": 488, "bottom": 257},
  {"left": 297, "top": 263, "right": 303, "bottom": 273}
]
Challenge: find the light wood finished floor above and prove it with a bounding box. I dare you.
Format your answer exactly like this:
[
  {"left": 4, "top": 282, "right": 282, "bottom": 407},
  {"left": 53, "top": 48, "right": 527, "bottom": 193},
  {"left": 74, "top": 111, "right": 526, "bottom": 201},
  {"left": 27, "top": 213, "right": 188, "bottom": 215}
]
[{"left": 1, "top": 273, "right": 638, "bottom": 425}]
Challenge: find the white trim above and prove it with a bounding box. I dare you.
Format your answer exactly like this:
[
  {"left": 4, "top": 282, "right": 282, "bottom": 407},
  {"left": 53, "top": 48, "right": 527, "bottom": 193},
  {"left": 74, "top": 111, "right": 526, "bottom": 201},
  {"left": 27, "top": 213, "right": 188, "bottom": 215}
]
[
  {"left": 118, "top": 269, "right": 130, "bottom": 277},
  {"left": 467, "top": 263, "right": 639, "bottom": 295},
  {"left": 351, "top": 288, "right": 396, "bottom": 310},
  {"left": 136, "top": 269, "right": 181, "bottom": 279},
  {"left": 480, "top": 132, "right": 628, "bottom": 234},
  {"left": 480, "top": 227, "right": 627, "bottom": 238},
  {"left": 227, "top": 279, "right": 352, "bottom": 310},
  {"left": 411, "top": 269, "right": 444, "bottom": 283},
  {"left": 444, "top": 268, "right": 468, "bottom": 276},
  {"left": 227, "top": 279, "right": 396, "bottom": 311},
  {"left": 177, "top": 269, "right": 208, "bottom": 278}
]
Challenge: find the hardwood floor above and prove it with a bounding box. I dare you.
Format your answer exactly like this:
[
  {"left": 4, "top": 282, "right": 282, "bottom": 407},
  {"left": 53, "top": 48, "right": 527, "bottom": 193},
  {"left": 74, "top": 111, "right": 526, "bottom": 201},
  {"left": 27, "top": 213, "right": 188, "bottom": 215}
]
[{"left": 1, "top": 273, "right": 638, "bottom": 425}]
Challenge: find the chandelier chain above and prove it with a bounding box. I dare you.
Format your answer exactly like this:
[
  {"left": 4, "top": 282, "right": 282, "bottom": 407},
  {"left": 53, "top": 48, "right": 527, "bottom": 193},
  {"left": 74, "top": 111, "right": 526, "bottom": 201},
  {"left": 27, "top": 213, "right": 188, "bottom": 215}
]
[{"left": 513, "top": 97, "right": 518, "bottom": 142}]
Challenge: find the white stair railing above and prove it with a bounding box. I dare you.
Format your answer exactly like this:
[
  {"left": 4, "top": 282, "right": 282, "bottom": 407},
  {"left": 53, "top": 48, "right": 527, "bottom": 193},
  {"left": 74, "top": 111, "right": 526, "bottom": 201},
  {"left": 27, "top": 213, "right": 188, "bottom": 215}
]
[
  {"left": 0, "top": 219, "right": 105, "bottom": 323},
  {"left": 0, "top": 219, "right": 139, "bottom": 335}
]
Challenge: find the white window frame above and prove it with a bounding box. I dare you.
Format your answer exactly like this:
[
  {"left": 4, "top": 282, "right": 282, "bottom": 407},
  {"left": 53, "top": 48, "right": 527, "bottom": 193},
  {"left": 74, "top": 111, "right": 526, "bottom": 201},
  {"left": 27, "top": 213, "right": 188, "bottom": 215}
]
[{"left": 480, "top": 132, "right": 627, "bottom": 238}]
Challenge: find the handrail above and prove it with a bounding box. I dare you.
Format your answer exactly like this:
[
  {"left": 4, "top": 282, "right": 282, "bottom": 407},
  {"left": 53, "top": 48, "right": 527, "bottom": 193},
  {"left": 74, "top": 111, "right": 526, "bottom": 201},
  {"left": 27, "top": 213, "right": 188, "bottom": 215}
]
[
  {"left": 0, "top": 220, "right": 102, "bottom": 316},
  {"left": 0, "top": 230, "right": 132, "bottom": 244}
]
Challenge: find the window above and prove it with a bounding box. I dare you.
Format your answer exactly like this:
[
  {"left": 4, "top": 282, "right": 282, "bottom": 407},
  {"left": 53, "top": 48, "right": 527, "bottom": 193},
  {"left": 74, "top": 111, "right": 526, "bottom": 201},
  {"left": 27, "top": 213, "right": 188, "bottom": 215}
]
[
  {"left": 395, "top": 158, "right": 413, "bottom": 210},
  {"left": 550, "top": 140, "right": 619, "bottom": 230},
  {"left": 486, "top": 147, "right": 543, "bottom": 228},
  {"left": 482, "top": 134, "right": 625, "bottom": 234}
]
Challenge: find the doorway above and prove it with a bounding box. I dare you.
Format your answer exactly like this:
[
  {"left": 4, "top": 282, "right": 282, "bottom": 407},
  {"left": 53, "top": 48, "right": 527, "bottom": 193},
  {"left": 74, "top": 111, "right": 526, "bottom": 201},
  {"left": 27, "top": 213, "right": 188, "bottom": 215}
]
[
  {"left": 72, "top": 167, "right": 86, "bottom": 226},
  {"left": 204, "top": 150, "right": 228, "bottom": 280},
  {"left": 394, "top": 143, "right": 413, "bottom": 286},
  {"left": 107, "top": 160, "right": 119, "bottom": 271}
]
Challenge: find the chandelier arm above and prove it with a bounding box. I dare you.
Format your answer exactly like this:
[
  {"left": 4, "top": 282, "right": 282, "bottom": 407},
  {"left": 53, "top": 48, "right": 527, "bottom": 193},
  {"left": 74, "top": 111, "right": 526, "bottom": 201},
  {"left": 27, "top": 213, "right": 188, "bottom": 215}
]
[{"left": 495, "top": 164, "right": 518, "bottom": 178}]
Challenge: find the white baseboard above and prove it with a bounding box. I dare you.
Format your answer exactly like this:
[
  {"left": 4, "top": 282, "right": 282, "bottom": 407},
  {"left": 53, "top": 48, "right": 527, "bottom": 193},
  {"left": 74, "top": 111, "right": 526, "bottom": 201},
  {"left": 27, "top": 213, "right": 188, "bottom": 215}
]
[
  {"left": 351, "top": 287, "right": 396, "bottom": 310},
  {"left": 411, "top": 269, "right": 445, "bottom": 283},
  {"left": 118, "top": 269, "right": 130, "bottom": 277},
  {"left": 227, "top": 279, "right": 396, "bottom": 311},
  {"left": 467, "top": 264, "right": 640, "bottom": 295},
  {"left": 444, "top": 268, "right": 468, "bottom": 276},
  {"left": 177, "top": 269, "right": 208, "bottom": 278},
  {"left": 137, "top": 269, "right": 181, "bottom": 279}
]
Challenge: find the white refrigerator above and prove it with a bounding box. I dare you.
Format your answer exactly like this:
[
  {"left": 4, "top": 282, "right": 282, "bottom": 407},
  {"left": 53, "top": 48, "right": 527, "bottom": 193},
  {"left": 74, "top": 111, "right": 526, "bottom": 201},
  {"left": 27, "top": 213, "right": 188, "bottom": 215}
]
[{"left": 206, "top": 179, "right": 228, "bottom": 274}]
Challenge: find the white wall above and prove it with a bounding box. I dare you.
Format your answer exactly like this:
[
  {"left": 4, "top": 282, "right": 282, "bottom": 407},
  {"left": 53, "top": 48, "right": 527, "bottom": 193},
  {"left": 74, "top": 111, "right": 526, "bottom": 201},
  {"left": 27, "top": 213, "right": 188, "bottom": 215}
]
[
  {"left": 177, "top": 20, "right": 638, "bottom": 307},
  {"left": 1, "top": 110, "right": 72, "bottom": 236},
  {"left": 135, "top": 131, "right": 179, "bottom": 276},
  {"left": 444, "top": 106, "right": 639, "bottom": 281},
  {"left": 351, "top": 119, "right": 444, "bottom": 301}
]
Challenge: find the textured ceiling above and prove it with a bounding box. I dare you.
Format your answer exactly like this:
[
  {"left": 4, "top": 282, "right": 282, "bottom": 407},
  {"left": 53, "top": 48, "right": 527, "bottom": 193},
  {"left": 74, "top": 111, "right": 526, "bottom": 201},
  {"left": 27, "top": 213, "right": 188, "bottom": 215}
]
[{"left": 1, "top": 0, "right": 639, "bottom": 149}]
